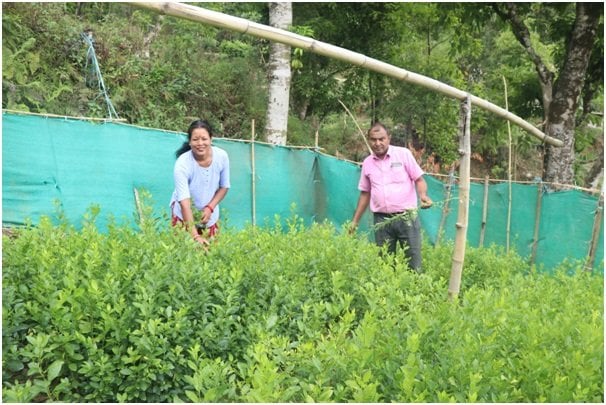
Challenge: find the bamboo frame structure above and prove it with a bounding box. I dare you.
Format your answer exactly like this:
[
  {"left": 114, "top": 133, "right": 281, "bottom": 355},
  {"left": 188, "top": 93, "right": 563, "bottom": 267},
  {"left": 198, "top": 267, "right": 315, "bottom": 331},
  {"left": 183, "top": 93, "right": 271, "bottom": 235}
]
[
  {"left": 530, "top": 184, "right": 544, "bottom": 265},
  {"left": 251, "top": 120, "right": 257, "bottom": 226},
  {"left": 133, "top": 188, "right": 144, "bottom": 225},
  {"left": 448, "top": 96, "right": 472, "bottom": 300},
  {"left": 436, "top": 166, "right": 456, "bottom": 246},
  {"left": 503, "top": 76, "right": 513, "bottom": 253},
  {"left": 128, "top": 1, "right": 563, "bottom": 147},
  {"left": 3, "top": 109, "right": 127, "bottom": 123},
  {"left": 429, "top": 172, "right": 601, "bottom": 195},
  {"left": 479, "top": 176, "right": 489, "bottom": 247},
  {"left": 585, "top": 191, "right": 604, "bottom": 271}
]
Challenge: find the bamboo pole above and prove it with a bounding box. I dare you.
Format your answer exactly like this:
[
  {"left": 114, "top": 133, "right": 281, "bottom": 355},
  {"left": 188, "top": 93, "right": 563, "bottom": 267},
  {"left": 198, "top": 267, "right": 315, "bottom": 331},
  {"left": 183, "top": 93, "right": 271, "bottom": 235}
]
[
  {"left": 503, "top": 76, "right": 513, "bottom": 253},
  {"left": 127, "top": 2, "right": 562, "bottom": 147},
  {"left": 479, "top": 175, "right": 489, "bottom": 247},
  {"left": 436, "top": 165, "right": 456, "bottom": 246},
  {"left": 530, "top": 183, "right": 544, "bottom": 265},
  {"left": 448, "top": 95, "right": 472, "bottom": 300},
  {"left": 337, "top": 99, "right": 372, "bottom": 154},
  {"left": 585, "top": 190, "right": 604, "bottom": 271},
  {"left": 3, "top": 109, "right": 128, "bottom": 122},
  {"left": 133, "top": 188, "right": 144, "bottom": 225},
  {"left": 251, "top": 119, "right": 256, "bottom": 226}
]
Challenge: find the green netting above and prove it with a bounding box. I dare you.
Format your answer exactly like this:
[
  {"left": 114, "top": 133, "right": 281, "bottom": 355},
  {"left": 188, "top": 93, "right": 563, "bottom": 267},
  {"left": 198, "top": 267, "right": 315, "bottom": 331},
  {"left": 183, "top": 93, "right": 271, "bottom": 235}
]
[
  {"left": 2, "top": 112, "right": 603, "bottom": 271},
  {"left": 537, "top": 189, "right": 603, "bottom": 270}
]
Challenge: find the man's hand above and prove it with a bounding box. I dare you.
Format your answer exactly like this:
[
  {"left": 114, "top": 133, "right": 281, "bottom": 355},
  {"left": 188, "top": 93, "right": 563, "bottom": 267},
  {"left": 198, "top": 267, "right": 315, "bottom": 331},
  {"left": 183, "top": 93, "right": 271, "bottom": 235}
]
[
  {"left": 347, "top": 222, "right": 358, "bottom": 235},
  {"left": 420, "top": 195, "right": 433, "bottom": 209}
]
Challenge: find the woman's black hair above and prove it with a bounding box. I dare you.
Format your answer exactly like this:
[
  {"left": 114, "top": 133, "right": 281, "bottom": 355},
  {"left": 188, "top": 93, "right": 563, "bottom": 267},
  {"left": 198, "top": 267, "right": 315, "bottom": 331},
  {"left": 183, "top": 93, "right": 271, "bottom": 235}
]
[{"left": 175, "top": 119, "right": 214, "bottom": 158}]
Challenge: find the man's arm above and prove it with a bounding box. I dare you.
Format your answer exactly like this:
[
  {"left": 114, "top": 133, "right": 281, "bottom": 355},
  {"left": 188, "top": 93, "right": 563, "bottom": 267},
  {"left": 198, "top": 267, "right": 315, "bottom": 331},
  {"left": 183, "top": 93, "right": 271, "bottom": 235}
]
[
  {"left": 415, "top": 176, "right": 433, "bottom": 208},
  {"left": 352, "top": 191, "right": 371, "bottom": 229}
]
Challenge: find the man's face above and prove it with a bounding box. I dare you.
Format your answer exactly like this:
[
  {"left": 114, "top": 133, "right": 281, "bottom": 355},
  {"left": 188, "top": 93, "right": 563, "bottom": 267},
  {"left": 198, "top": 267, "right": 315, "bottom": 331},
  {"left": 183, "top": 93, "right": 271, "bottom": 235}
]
[{"left": 368, "top": 127, "right": 391, "bottom": 157}]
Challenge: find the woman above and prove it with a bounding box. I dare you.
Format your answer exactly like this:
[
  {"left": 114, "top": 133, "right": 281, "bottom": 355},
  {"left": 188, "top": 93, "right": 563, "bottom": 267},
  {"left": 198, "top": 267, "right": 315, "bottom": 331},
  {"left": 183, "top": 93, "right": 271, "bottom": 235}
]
[{"left": 170, "top": 119, "right": 230, "bottom": 246}]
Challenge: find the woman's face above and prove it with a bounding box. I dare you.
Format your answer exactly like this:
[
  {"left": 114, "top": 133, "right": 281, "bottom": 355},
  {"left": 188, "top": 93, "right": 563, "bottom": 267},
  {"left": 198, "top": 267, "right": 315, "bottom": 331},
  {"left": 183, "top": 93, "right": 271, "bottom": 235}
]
[{"left": 189, "top": 127, "right": 212, "bottom": 157}]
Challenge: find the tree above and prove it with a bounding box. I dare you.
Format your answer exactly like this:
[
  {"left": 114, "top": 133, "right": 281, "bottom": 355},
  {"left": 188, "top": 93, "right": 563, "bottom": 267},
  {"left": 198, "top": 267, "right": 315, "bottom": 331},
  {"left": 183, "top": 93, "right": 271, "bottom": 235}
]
[
  {"left": 265, "top": 2, "right": 292, "bottom": 145},
  {"left": 491, "top": 3, "right": 603, "bottom": 186}
]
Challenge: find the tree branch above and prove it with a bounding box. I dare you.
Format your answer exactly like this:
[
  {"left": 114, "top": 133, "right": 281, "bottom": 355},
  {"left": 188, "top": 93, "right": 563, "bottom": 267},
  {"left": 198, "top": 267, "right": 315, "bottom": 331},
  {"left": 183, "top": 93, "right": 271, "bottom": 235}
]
[{"left": 491, "top": 3, "right": 554, "bottom": 88}]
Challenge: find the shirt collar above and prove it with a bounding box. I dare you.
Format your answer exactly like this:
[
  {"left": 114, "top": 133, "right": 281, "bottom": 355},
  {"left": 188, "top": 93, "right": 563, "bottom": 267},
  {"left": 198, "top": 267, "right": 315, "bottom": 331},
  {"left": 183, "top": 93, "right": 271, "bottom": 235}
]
[{"left": 372, "top": 145, "right": 392, "bottom": 160}]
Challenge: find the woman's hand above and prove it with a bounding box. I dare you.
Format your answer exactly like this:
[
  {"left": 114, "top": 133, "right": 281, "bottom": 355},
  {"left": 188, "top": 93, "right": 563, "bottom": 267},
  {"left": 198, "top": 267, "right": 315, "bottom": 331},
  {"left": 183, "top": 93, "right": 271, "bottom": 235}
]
[
  {"left": 201, "top": 205, "right": 213, "bottom": 224},
  {"left": 193, "top": 233, "right": 210, "bottom": 247}
]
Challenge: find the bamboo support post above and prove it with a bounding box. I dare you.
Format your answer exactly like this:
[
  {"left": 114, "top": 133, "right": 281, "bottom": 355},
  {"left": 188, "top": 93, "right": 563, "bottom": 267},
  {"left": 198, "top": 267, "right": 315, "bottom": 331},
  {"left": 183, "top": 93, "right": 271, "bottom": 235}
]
[
  {"left": 436, "top": 166, "right": 456, "bottom": 246},
  {"left": 503, "top": 76, "right": 512, "bottom": 253},
  {"left": 133, "top": 188, "right": 144, "bottom": 225},
  {"left": 479, "top": 175, "right": 489, "bottom": 247},
  {"left": 127, "top": 2, "right": 563, "bottom": 148},
  {"left": 585, "top": 191, "right": 604, "bottom": 271},
  {"left": 314, "top": 130, "right": 319, "bottom": 149},
  {"left": 448, "top": 95, "right": 471, "bottom": 301},
  {"left": 251, "top": 119, "right": 257, "bottom": 226},
  {"left": 530, "top": 182, "right": 544, "bottom": 265}
]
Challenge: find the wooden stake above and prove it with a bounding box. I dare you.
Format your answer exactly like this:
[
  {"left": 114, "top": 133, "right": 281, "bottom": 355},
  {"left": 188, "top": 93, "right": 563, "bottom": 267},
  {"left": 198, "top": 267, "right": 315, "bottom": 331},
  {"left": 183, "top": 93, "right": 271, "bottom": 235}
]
[
  {"left": 448, "top": 95, "right": 471, "bottom": 301},
  {"left": 479, "top": 175, "right": 489, "bottom": 247},
  {"left": 251, "top": 120, "right": 256, "bottom": 226},
  {"left": 436, "top": 165, "right": 456, "bottom": 246},
  {"left": 503, "top": 76, "right": 513, "bottom": 253},
  {"left": 585, "top": 191, "right": 604, "bottom": 271},
  {"left": 530, "top": 183, "right": 543, "bottom": 265},
  {"left": 133, "top": 188, "right": 144, "bottom": 225},
  {"left": 315, "top": 130, "right": 319, "bottom": 149}
]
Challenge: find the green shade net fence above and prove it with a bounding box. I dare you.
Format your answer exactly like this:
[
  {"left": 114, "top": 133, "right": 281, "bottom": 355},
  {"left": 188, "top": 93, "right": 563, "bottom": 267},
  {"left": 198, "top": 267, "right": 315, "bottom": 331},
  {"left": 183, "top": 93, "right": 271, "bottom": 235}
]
[{"left": 2, "top": 112, "right": 603, "bottom": 271}]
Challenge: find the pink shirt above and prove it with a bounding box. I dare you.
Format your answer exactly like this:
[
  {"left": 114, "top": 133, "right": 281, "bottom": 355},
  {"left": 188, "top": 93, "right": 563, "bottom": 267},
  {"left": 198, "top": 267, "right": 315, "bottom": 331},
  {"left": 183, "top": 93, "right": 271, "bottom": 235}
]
[{"left": 358, "top": 145, "right": 424, "bottom": 213}]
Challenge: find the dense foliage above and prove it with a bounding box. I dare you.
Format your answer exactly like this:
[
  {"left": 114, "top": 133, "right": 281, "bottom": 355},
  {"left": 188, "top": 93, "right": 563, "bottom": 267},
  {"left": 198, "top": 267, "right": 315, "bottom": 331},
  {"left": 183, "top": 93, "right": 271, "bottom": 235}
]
[
  {"left": 3, "top": 206, "right": 603, "bottom": 402},
  {"left": 2, "top": 2, "right": 603, "bottom": 185}
]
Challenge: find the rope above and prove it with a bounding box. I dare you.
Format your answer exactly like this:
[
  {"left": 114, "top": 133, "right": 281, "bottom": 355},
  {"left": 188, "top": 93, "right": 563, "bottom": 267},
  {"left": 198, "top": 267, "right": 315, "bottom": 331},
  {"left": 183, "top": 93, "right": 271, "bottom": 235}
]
[
  {"left": 2, "top": 108, "right": 601, "bottom": 196},
  {"left": 428, "top": 172, "right": 602, "bottom": 195},
  {"left": 81, "top": 32, "right": 120, "bottom": 120}
]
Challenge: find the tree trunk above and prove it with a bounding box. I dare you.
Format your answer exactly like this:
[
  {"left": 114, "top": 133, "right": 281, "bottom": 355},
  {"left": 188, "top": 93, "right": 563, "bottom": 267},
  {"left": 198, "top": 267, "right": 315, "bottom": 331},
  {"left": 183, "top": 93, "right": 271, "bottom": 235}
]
[
  {"left": 543, "top": 3, "right": 601, "bottom": 186},
  {"left": 585, "top": 133, "right": 604, "bottom": 188},
  {"left": 496, "top": 3, "right": 602, "bottom": 187},
  {"left": 265, "top": 2, "right": 292, "bottom": 146}
]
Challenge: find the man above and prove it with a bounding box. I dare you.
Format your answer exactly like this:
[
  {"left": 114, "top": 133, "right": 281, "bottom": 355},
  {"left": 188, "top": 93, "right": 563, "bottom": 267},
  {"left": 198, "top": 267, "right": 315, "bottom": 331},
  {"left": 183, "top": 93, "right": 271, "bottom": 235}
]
[{"left": 351, "top": 122, "right": 432, "bottom": 272}]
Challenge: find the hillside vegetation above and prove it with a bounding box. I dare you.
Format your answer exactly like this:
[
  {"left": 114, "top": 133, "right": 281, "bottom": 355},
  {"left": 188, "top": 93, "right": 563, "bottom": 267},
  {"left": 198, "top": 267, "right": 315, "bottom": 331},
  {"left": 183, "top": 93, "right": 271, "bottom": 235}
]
[{"left": 2, "top": 2, "right": 603, "bottom": 185}]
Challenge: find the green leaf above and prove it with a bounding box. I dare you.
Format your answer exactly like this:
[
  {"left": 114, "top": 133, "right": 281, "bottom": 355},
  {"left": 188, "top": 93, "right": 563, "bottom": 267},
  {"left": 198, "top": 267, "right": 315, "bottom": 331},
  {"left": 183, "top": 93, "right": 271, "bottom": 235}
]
[
  {"left": 47, "top": 360, "right": 64, "bottom": 382},
  {"left": 120, "top": 368, "right": 133, "bottom": 375},
  {"left": 185, "top": 390, "right": 201, "bottom": 402},
  {"left": 6, "top": 359, "right": 24, "bottom": 372},
  {"left": 266, "top": 314, "right": 278, "bottom": 329}
]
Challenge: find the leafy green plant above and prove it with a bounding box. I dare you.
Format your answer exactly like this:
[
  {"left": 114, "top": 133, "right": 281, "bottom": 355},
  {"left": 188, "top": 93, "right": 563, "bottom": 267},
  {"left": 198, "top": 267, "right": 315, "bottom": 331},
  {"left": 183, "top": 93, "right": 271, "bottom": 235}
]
[{"left": 2, "top": 202, "right": 603, "bottom": 402}]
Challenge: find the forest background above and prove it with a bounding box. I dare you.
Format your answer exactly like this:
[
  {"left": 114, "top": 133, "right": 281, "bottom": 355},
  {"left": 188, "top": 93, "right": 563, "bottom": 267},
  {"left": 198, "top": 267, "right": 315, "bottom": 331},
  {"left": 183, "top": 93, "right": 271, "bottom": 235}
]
[{"left": 2, "top": 2, "right": 604, "bottom": 188}]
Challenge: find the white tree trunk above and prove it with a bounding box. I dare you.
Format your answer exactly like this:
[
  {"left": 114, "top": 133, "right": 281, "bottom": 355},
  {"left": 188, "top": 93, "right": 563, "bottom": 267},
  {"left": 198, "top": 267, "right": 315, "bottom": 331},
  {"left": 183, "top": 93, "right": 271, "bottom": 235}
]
[{"left": 265, "top": 2, "right": 292, "bottom": 146}]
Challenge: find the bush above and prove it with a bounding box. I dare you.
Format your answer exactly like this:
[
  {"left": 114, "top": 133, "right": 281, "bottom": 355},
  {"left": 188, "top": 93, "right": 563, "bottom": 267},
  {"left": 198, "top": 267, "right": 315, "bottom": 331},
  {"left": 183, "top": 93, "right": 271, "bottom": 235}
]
[{"left": 2, "top": 209, "right": 603, "bottom": 402}]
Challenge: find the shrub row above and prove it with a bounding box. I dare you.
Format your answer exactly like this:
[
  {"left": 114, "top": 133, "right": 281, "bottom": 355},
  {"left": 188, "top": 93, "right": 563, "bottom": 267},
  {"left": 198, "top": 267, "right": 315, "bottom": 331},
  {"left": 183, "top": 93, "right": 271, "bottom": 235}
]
[{"left": 2, "top": 210, "right": 603, "bottom": 402}]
